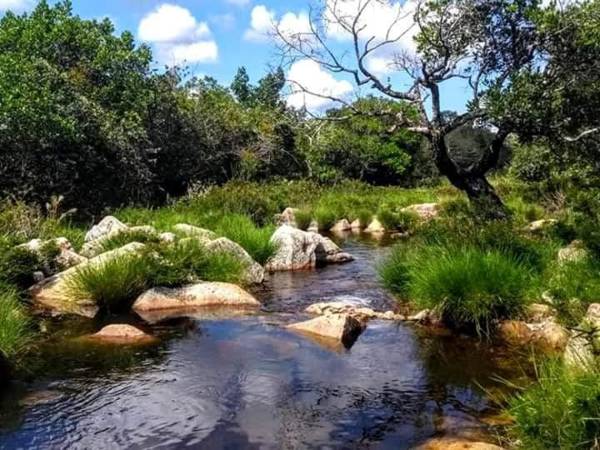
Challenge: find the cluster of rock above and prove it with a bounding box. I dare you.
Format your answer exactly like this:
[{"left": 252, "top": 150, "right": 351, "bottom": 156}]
[{"left": 275, "top": 204, "right": 440, "bottom": 236}]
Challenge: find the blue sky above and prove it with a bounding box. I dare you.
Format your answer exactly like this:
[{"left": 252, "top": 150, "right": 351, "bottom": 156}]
[{"left": 0, "top": 0, "right": 474, "bottom": 113}]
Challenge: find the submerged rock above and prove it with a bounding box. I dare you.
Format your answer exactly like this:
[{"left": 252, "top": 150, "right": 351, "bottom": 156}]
[
  {"left": 132, "top": 282, "right": 260, "bottom": 313},
  {"left": 206, "top": 237, "right": 265, "bottom": 284},
  {"left": 401, "top": 203, "right": 439, "bottom": 221},
  {"left": 84, "top": 216, "right": 128, "bottom": 243},
  {"left": 314, "top": 236, "right": 354, "bottom": 265},
  {"left": 286, "top": 313, "right": 366, "bottom": 349},
  {"left": 305, "top": 301, "right": 404, "bottom": 321},
  {"left": 89, "top": 324, "right": 157, "bottom": 344},
  {"left": 29, "top": 242, "right": 146, "bottom": 318}
]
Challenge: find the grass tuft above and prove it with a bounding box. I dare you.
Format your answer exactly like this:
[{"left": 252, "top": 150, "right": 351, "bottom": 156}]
[
  {"left": 0, "top": 287, "right": 31, "bottom": 360},
  {"left": 214, "top": 214, "right": 277, "bottom": 265}
]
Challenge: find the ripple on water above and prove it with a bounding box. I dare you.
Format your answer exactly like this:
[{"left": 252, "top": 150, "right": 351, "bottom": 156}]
[{"left": 0, "top": 237, "right": 524, "bottom": 449}]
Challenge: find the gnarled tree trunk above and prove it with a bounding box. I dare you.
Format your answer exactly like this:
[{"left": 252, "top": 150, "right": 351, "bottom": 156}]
[{"left": 430, "top": 130, "right": 510, "bottom": 219}]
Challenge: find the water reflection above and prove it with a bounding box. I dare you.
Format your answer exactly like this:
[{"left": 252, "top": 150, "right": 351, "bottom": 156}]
[{"left": 0, "top": 237, "right": 525, "bottom": 449}]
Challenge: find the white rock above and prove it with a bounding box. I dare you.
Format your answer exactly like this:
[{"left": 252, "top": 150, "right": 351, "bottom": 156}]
[
  {"left": 206, "top": 237, "right": 265, "bottom": 284},
  {"left": 287, "top": 313, "right": 366, "bottom": 348},
  {"left": 558, "top": 240, "right": 588, "bottom": 263},
  {"left": 330, "top": 219, "right": 352, "bottom": 233},
  {"left": 365, "top": 218, "right": 385, "bottom": 233},
  {"left": 84, "top": 216, "right": 128, "bottom": 242},
  {"left": 525, "top": 219, "right": 557, "bottom": 232}
]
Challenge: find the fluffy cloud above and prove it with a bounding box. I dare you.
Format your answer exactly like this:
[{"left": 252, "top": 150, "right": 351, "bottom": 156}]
[
  {"left": 244, "top": 5, "right": 311, "bottom": 42},
  {"left": 138, "top": 4, "right": 218, "bottom": 65},
  {"left": 286, "top": 59, "right": 353, "bottom": 110},
  {"left": 0, "top": 0, "right": 32, "bottom": 12}
]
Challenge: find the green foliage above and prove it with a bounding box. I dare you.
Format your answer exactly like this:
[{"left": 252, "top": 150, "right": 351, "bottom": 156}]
[
  {"left": 509, "top": 361, "right": 600, "bottom": 450},
  {"left": 377, "top": 208, "right": 418, "bottom": 232},
  {"left": 214, "top": 214, "right": 276, "bottom": 265},
  {"left": 544, "top": 257, "right": 600, "bottom": 326},
  {"left": 0, "top": 246, "right": 41, "bottom": 289},
  {"left": 65, "top": 253, "right": 151, "bottom": 312},
  {"left": 96, "top": 228, "right": 161, "bottom": 254},
  {"left": 0, "top": 287, "right": 31, "bottom": 359},
  {"left": 314, "top": 208, "right": 336, "bottom": 231},
  {"left": 381, "top": 244, "right": 531, "bottom": 334},
  {"left": 65, "top": 239, "right": 245, "bottom": 312}
]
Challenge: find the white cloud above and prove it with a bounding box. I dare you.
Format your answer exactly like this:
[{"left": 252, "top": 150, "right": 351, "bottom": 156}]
[
  {"left": 245, "top": 6, "right": 311, "bottom": 42},
  {"left": 0, "top": 0, "right": 32, "bottom": 12},
  {"left": 138, "top": 3, "right": 218, "bottom": 65},
  {"left": 286, "top": 59, "right": 353, "bottom": 110},
  {"left": 210, "top": 13, "right": 236, "bottom": 30}
]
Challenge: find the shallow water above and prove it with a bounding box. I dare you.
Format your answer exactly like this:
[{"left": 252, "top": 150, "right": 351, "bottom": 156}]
[{"left": 0, "top": 235, "right": 529, "bottom": 449}]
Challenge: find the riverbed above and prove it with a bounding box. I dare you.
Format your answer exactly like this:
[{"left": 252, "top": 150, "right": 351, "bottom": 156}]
[{"left": 0, "top": 235, "right": 529, "bottom": 449}]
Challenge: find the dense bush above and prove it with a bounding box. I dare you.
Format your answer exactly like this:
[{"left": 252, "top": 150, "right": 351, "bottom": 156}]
[
  {"left": 0, "top": 287, "right": 31, "bottom": 359},
  {"left": 509, "top": 361, "right": 600, "bottom": 449}
]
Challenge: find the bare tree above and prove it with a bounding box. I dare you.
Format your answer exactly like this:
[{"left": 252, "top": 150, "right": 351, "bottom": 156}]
[{"left": 276, "top": 0, "right": 539, "bottom": 217}]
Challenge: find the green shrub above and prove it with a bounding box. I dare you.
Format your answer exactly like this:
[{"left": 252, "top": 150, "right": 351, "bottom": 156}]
[
  {"left": 314, "top": 208, "right": 336, "bottom": 231},
  {"left": 0, "top": 246, "right": 41, "bottom": 289},
  {"left": 0, "top": 287, "right": 31, "bottom": 359},
  {"left": 544, "top": 257, "right": 600, "bottom": 326},
  {"left": 377, "top": 208, "right": 399, "bottom": 230},
  {"left": 381, "top": 244, "right": 531, "bottom": 334},
  {"left": 509, "top": 361, "right": 600, "bottom": 450},
  {"left": 356, "top": 209, "right": 372, "bottom": 228},
  {"left": 215, "top": 214, "right": 277, "bottom": 265},
  {"left": 0, "top": 201, "right": 42, "bottom": 241},
  {"left": 294, "top": 209, "right": 313, "bottom": 230}
]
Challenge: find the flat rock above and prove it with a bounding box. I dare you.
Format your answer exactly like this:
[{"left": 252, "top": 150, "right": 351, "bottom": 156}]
[
  {"left": 206, "top": 237, "right": 264, "bottom": 284},
  {"left": 89, "top": 324, "right": 156, "bottom": 344},
  {"left": 525, "top": 219, "right": 557, "bottom": 232},
  {"left": 305, "top": 302, "right": 404, "bottom": 321},
  {"left": 286, "top": 313, "right": 366, "bottom": 349},
  {"left": 132, "top": 282, "right": 260, "bottom": 313}
]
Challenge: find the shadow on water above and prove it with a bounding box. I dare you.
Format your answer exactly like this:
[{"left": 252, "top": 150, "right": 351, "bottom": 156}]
[{"left": 0, "top": 234, "right": 531, "bottom": 449}]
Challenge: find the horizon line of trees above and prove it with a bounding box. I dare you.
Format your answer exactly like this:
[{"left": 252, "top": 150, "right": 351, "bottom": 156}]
[{"left": 0, "top": 0, "right": 597, "bottom": 218}]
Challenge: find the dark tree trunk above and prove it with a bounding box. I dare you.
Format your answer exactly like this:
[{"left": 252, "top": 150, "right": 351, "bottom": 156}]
[{"left": 429, "top": 131, "right": 510, "bottom": 220}]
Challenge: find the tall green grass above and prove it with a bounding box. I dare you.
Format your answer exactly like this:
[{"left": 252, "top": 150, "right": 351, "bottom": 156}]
[
  {"left": 508, "top": 360, "right": 600, "bottom": 449},
  {"left": 65, "top": 239, "right": 245, "bottom": 312},
  {"left": 0, "top": 287, "right": 31, "bottom": 360},
  {"left": 380, "top": 244, "right": 531, "bottom": 334},
  {"left": 214, "top": 214, "right": 277, "bottom": 265}
]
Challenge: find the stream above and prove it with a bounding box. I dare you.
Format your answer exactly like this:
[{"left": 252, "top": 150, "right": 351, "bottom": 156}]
[{"left": 0, "top": 235, "right": 529, "bottom": 449}]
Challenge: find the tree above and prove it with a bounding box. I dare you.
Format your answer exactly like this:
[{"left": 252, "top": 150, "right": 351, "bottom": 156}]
[{"left": 276, "top": 0, "right": 543, "bottom": 217}]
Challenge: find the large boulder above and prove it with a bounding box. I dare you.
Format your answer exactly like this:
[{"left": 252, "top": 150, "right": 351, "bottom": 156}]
[
  {"left": 88, "top": 324, "right": 157, "bottom": 345},
  {"left": 266, "top": 225, "right": 320, "bottom": 271},
  {"left": 286, "top": 313, "right": 366, "bottom": 349},
  {"left": 173, "top": 224, "right": 217, "bottom": 243},
  {"left": 84, "top": 216, "right": 128, "bottom": 243},
  {"left": 558, "top": 240, "right": 588, "bottom": 264},
  {"left": 29, "top": 242, "right": 146, "bottom": 318},
  {"left": 206, "top": 237, "right": 265, "bottom": 284},
  {"left": 266, "top": 226, "right": 354, "bottom": 271},
  {"left": 401, "top": 203, "right": 439, "bottom": 221},
  {"left": 132, "top": 282, "right": 260, "bottom": 313}
]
